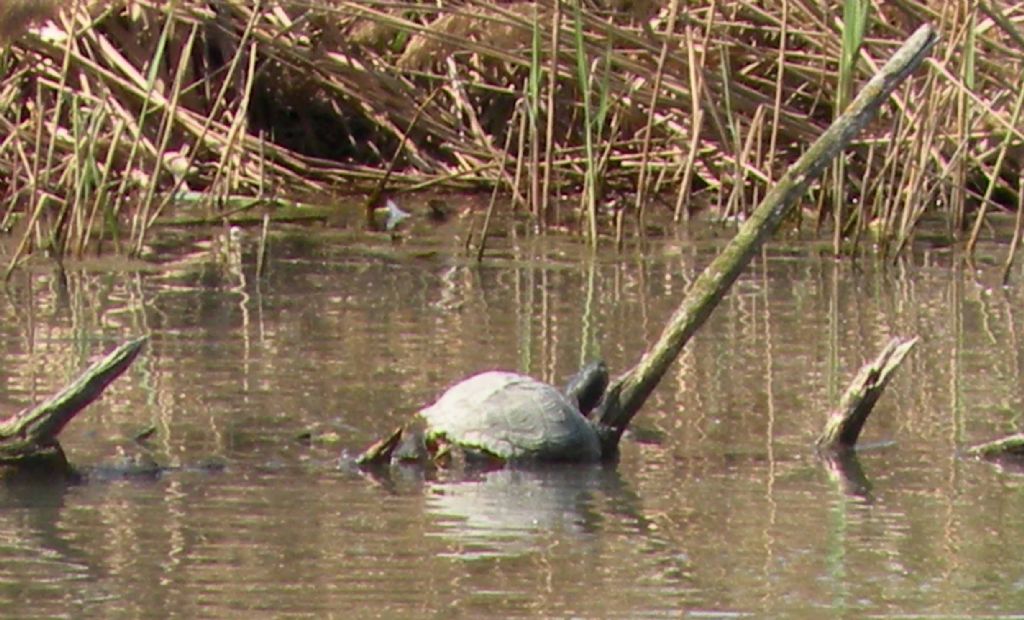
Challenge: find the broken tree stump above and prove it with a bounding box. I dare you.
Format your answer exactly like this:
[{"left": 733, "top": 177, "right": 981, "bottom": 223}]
[
  {"left": 817, "top": 336, "right": 918, "bottom": 452},
  {"left": 0, "top": 337, "right": 147, "bottom": 473}
]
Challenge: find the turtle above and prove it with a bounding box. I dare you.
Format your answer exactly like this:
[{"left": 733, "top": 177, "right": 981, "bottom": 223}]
[{"left": 356, "top": 361, "right": 611, "bottom": 467}]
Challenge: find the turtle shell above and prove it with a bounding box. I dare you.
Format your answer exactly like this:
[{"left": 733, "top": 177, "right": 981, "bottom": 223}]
[{"left": 419, "top": 371, "right": 602, "bottom": 462}]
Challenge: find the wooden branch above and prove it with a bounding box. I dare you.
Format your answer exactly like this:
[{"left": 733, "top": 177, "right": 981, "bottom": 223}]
[
  {"left": 0, "top": 337, "right": 147, "bottom": 466},
  {"left": 966, "top": 432, "right": 1024, "bottom": 459},
  {"left": 816, "top": 337, "right": 918, "bottom": 452},
  {"left": 594, "top": 24, "right": 939, "bottom": 447}
]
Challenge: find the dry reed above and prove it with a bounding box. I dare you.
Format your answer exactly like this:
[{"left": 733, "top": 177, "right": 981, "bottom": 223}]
[{"left": 0, "top": 1, "right": 1020, "bottom": 262}]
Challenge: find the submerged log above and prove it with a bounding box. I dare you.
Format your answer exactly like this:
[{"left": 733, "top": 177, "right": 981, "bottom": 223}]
[
  {"left": 593, "top": 25, "right": 939, "bottom": 449},
  {"left": 816, "top": 337, "right": 918, "bottom": 452},
  {"left": 0, "top": 337, "right": 147, "bottom": 472}
]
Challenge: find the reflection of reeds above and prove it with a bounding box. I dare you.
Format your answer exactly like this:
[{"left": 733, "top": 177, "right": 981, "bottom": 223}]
[{"left": 0, "top": 1, "right": 1021, "bottom": 263}]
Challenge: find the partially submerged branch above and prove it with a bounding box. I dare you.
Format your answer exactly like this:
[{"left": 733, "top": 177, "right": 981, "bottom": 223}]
[
  {"left": 594, "top": 25, "right": 939, "bottom": 446},
  {"left": 816, "top": 337, "right": 918, "bottom": 452},
  {"left": 966, "top": 433, "right": 1024, "bottom": 460},
  {"left": 0, "top": 337, "right": 147, "bottom": 467}
]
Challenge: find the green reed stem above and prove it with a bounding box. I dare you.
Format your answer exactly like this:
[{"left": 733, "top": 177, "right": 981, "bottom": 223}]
[
  {"left": 528, "top": 6, "right": 542, "bottom": 221},
  {"left": 121, "top": 3, "right": 176, "bottom": 255},
  {"left": 832, "top": 0, "right": 869, "bottom": 254},
  {"left": 572, "top": 0, "right": 597, "bottom": 245}
]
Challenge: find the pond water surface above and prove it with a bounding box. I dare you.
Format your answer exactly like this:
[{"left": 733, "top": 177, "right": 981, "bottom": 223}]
[{"left": 0, "top": 216, "right": 1023, "bottom": 618}]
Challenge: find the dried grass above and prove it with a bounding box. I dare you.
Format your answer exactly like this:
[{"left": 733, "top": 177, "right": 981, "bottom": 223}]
[{"left": 0, "top": 0, "right": 1020, "bottom": 262}]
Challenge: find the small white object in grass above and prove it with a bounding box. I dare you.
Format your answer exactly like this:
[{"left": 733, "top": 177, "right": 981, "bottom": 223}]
[{"left": 383, "top": 199, "right": 411, "bottom": 231}]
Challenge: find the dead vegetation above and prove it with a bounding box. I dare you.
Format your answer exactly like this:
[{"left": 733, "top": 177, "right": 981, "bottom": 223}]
[{"left": 0, "top": 1, "right": 1021, "bottom": 265}]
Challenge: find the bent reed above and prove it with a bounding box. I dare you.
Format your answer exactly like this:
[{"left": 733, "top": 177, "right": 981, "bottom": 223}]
[{"left": 0, "top": 1, "right": 1020, "bottom": 263}]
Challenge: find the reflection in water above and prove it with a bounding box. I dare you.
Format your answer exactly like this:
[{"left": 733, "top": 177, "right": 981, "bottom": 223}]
[
  {"left": 820, "top": 449, "right": 874, "bottom": 500},
  {"left": 424, "top": 465, "right": 639, "bottom": 561},
  {"left": 0, "top": 224, "right": 1022, "bottom": 615},
  {"left": 0, "top": 478, "right": 91, "bottom": 607}
]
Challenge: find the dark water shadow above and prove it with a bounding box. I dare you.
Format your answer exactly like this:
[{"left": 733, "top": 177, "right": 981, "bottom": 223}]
[
  {"left": 0, "top": 472, "right": 97, "bottom": 580},
  {"left": 969, "top": 451, "right": 1024, "bottom": 475}
]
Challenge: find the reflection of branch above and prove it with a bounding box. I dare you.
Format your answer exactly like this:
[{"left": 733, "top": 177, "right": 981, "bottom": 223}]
[
  {"left": 821, "top": 450, "right": 873, "bottom": 500},
  {"left": 817, "top": 337, "right": 918, "bottom": 451},
  {"left": 0, "top": 337, "right": 147, "bottom": 468}
]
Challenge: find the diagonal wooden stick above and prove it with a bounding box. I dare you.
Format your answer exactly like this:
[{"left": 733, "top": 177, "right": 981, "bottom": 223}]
[
  {"left": 0, "top": 337, "right": 147, "bottom": 463},
  {"left": 594, "top": 25, "right": 939, "bottom": 449}
]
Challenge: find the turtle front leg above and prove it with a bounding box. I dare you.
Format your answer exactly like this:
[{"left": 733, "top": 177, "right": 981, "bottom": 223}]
[
  {"left": 355, "top": 426, "right": 405, "bottom": 465},
  {"left": 357, "top": 418, "right": 433, "bottom": 466}
]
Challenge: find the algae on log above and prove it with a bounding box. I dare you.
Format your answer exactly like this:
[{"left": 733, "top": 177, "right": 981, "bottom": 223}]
[
  {"left": 592, "top": 25, "right": 938, "bottom": 449},
  {"left": 0, "top": 337, "right": 147, "bottom": 472},
  {"left": 816, "top": 337, "right": 918, "bottom": 452},
  {"left": 967, "top": 433, "right": 1024, "bottom": 459}
]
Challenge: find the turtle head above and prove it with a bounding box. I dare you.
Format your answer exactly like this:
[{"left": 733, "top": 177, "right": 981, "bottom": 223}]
[{"left": 564, "top": 360, "right": 609, "bottom": 417}]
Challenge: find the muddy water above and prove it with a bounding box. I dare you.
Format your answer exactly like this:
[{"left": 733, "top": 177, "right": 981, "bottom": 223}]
[{"left": 0, "top": 221, "right": 1022, "bottom": 618}]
